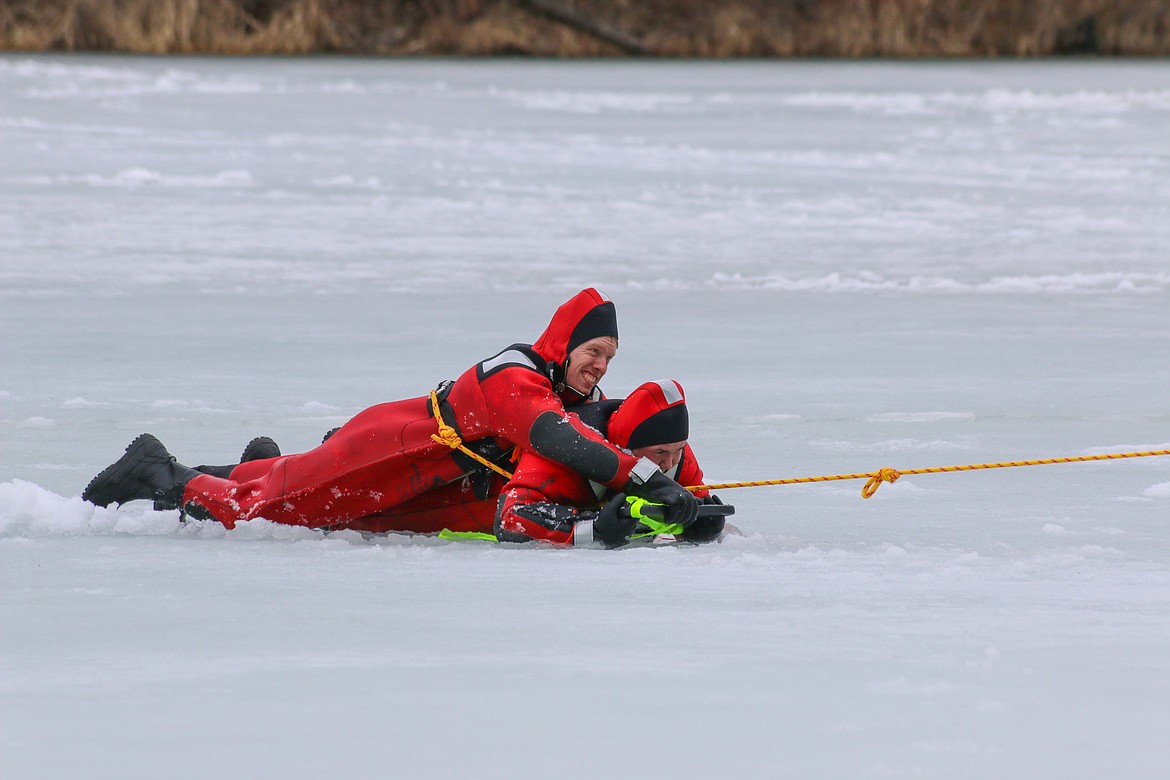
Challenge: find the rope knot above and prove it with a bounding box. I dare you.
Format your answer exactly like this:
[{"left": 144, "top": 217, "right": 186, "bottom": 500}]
[
  {"left": 429, "top": 390, "right": 463, "bottom": 449},
  {"left": 862, "top": 467, "right": 901, "bottom": 498}
]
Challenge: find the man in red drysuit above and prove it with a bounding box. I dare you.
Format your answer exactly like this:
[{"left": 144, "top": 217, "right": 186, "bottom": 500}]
[
  {"left": 496, "top": 379, "right": 727, "bottom": 548},
  {"left": 82, "top": 289, "right": 700, "bottom": 531}
]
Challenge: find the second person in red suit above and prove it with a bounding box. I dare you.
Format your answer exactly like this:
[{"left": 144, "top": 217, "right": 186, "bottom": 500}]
[{"left": 496, "top": 379, "right": 726, "bottom": 548}]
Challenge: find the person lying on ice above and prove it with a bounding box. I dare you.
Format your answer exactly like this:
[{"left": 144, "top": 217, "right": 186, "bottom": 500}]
[
  {"left": 82, "top": 288, "right": 701, "bottom": 531},
  {"left": 496, "top": 379, "right": 729, "bottom": 549}
]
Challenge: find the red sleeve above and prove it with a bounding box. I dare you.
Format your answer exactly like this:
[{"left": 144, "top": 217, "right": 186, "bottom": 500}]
[
  {"left": 495, "top": 489, "right": 578, "bottom": 546},
  {"left": 494, "top": 449, "right": 599, "bottom": 546}
]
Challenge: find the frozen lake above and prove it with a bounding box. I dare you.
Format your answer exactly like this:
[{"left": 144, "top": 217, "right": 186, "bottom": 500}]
[{"left": 2, "top": 56, "right": 1169, "bottom": 778}]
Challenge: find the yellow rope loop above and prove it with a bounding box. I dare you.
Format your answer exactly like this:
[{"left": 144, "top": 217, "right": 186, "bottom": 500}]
[
  {"left": 429, "top": 390, "right": 463, "bottom": 450},
  {"left": 861, "top": 467, "right": 901, "bottom": 498}
]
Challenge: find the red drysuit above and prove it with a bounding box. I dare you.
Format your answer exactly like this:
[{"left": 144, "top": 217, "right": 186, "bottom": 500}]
[
  {"left": 495, "top": 380, "right": 713, "bottom": 546},
  {"left": 182, "top": 289, "right": 640, "bottom": 531}
]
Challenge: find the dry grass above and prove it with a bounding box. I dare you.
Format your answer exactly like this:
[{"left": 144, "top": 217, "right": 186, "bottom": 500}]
[{"left": 1, "top": 0, "right": 1168, "bottom": 55}]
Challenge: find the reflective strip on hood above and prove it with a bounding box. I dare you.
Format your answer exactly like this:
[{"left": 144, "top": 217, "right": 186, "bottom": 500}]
[{"left": 656, "top": 379, "right": 684, "bottom": 405}]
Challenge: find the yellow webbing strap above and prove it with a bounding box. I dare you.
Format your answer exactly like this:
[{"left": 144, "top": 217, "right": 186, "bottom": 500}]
[
  {"left": 687, "top": 448, "right": 1170, "bottom": 499},
  {"left": 625, "top": 496, "right": 685, "bottom": 537},
  {"left": 429, "top": 390, "right": 514, "bottom": 480},
  {"left": 438, "top": 529, "right": 499, "bottom": 543}
]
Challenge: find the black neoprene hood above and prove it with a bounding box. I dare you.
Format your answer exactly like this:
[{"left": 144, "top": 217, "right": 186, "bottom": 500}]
[
  {"left": 626, "top": 404, "right": 689, "bottom": 449},
  {"left": 566, "top": 301, "right": 618, "bottom": 354}
]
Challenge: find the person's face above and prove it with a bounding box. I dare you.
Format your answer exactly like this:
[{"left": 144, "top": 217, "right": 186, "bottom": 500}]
[
  {"left": 631, "top": 441, "right": 686, "bottom": 472},
  {"left": 564, "top": 336, "right": 617, "bottom": 396}
]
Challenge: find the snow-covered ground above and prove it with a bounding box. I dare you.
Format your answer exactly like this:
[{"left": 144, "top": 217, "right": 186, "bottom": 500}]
[{"left": 2, "top": 56, "right": 1169, "bottom": 779}]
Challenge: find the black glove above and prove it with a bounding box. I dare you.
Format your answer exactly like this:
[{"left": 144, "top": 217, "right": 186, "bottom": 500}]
[
  {"left": 626, "top": 470, "right": 699, "bottom": 528},
  {"left": 682, "top": 494, "right": 725, "bottom": 543},
  {"left": 592, "top": 493, "right": 639, "bottom": 549}
]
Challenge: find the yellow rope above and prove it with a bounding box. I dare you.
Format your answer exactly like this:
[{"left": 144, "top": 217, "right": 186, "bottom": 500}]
[
  {"left": 688, "top": 449, "right": 1170, "bottom": 498},
  {"left": 426, "top": 390, "right": 1168, "bottom": 500},
  {"left": 429, "top": 390, "right": 514, "bottom": 480}
]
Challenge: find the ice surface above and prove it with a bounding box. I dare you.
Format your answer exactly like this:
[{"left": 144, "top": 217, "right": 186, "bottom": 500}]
[{"left": 2, "top": 56, "right": 1169, "bottom": 779}]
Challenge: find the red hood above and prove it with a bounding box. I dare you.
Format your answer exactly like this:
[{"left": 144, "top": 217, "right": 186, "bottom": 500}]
[
  {"left": 609, "top": 379, "right": 689, "bottom": 449},
  {"left": 531, "top": 288, "right": 618, "bottom": 366}
]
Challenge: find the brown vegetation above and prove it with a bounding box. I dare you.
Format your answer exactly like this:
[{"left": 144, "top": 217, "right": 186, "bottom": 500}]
[{"left": 1, "top": 0, "right": 1168, "bottom": 56}]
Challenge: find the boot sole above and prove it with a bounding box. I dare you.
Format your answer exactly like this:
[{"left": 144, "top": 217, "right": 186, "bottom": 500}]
[{"left": 240, "top": 436, "right": 281, "bottom": 462}]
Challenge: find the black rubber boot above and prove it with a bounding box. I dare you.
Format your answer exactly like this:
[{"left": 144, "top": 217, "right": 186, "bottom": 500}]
[
  {"left": 194, "top": 436, "right": 282, "bottom": 479},
  {"left": 82, "top": 434, "right": 204, "bottom": 510},
  {"left": 240, "top": 436, "right": 281, "bottom": 462}
]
